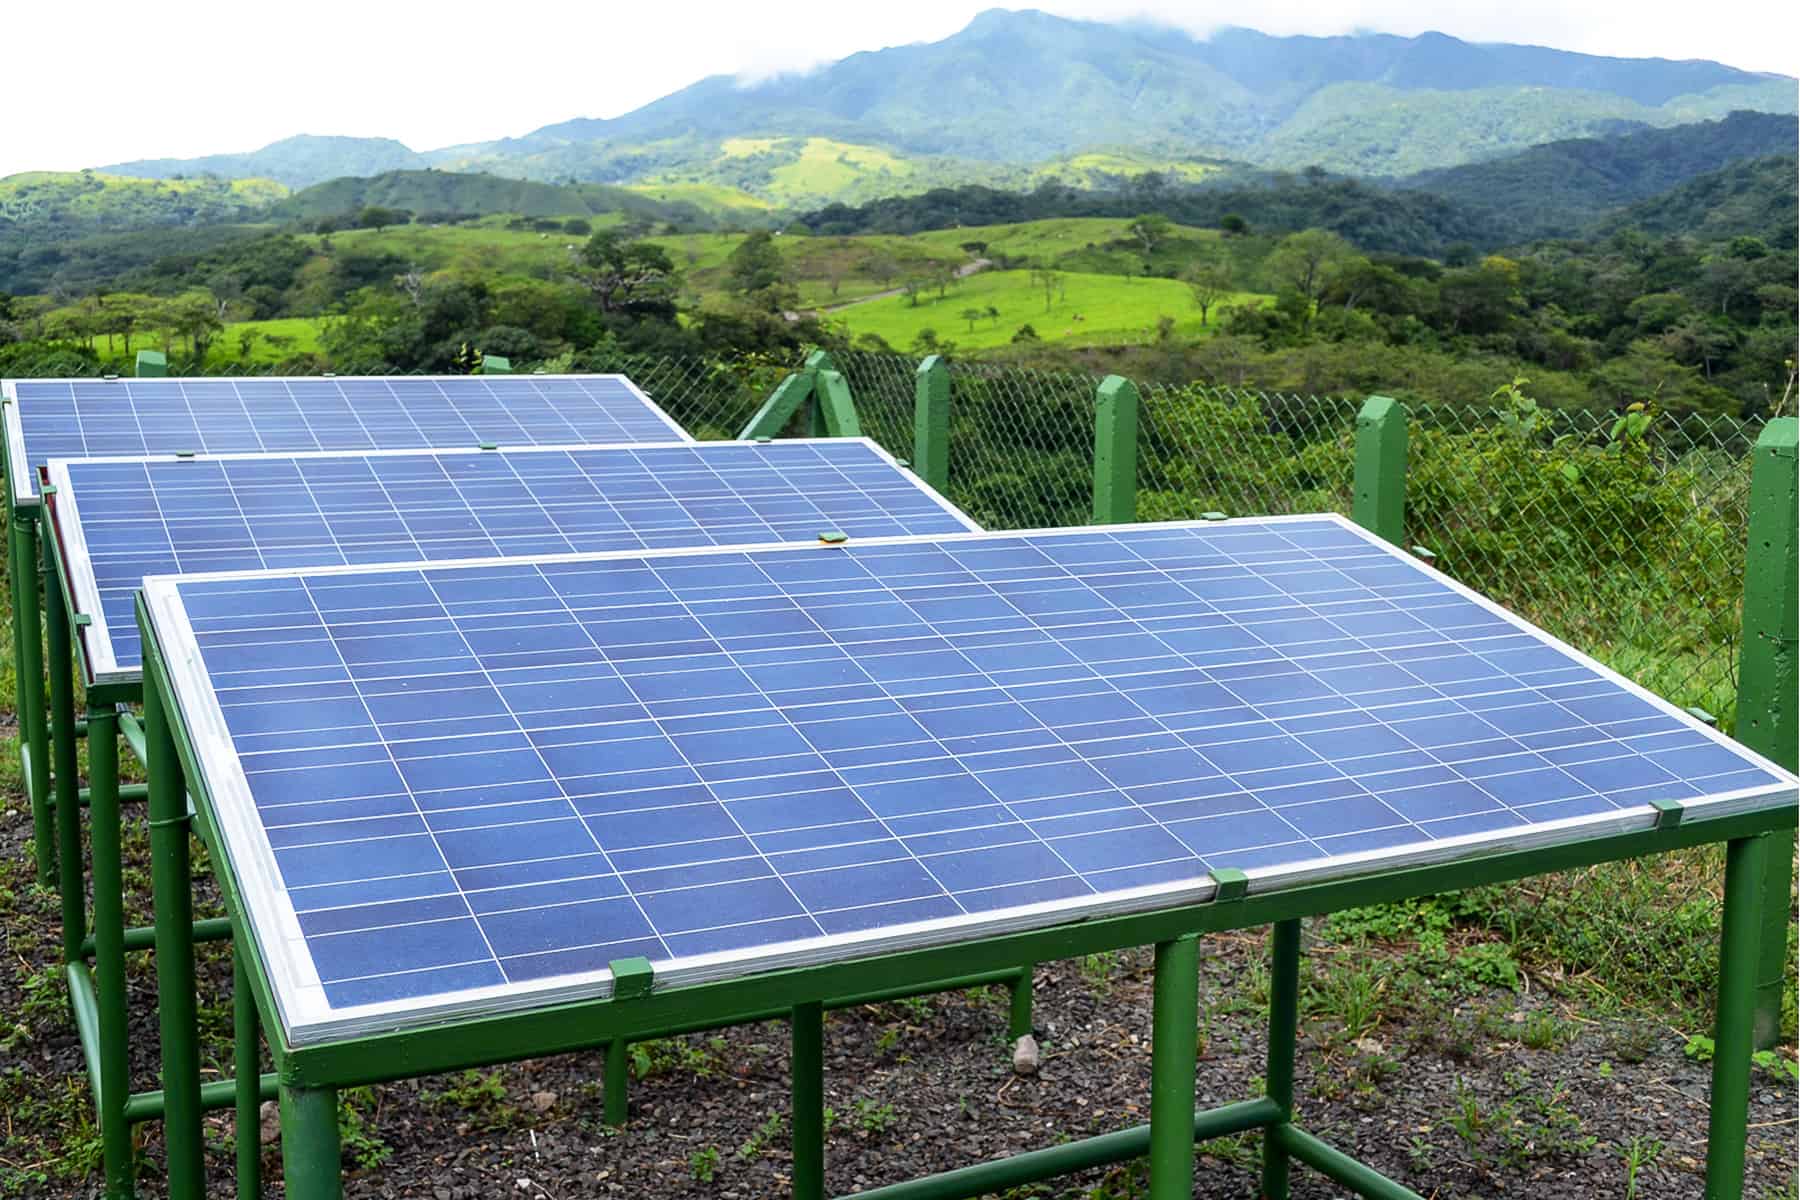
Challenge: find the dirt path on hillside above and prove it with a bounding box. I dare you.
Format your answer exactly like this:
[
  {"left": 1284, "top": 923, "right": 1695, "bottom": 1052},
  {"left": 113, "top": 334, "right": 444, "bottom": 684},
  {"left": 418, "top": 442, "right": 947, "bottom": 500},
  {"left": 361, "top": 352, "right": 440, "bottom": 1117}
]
[{"left": 815, "top": 257, "right": 991, "bottom": 312}]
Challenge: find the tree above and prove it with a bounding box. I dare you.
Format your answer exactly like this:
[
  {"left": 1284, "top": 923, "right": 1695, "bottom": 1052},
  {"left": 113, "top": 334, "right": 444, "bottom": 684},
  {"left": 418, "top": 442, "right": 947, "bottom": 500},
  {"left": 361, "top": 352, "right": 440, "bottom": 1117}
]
[
  {"left": 1218, "top": 214, "right": 1249, "bottom": 237},
  {"left": 1265, "top": 229, "right": 1355, "bottom": 330},
  {"left": 961, "top": 307, "right": 984, "bottom": 332},
  {"left": 564, "top": 218, "right": 593, "bottom": 236},
  {"left": 1183, "top": 263, "right": 1231, "bottom": 327},
  {"left": 570, "top": 231, "right": 679, "bottom": 318},
  {"left": 356, "top": 206, "right": 409, "bottom": 233},
  {"left": 863, "top": 254, "right": 900, "bottom": 288},
  {"left": 1030, "top": 268, "right": 1061, "bottom": 313},
  {"left": 959, "top": 241, "right": 989, "bottom": 259},
  {"left": 726, "top": 231, "right": 786, "bottom": 295},
  {"left": 1126, "top": 213, "right": 1172, "bottom": 255},
  {"left": 984, "top": 304, "right": 1000, "bottom": 326}
]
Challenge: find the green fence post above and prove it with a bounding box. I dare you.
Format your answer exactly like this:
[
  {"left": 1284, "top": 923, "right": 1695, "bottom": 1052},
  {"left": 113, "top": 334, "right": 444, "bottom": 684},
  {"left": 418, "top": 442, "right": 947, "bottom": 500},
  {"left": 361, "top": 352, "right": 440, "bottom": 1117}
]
[
  {"left": 1705, "top": 833, "right": 1771, "bottom": 1200},
  {"left": 135, "top": 350, "right": 167, "bottom": 378},
  {"left": 1007, "top": 968, "right": 1034, "bottom": 1041},
  {"left": 912, "top": 356, "right": 950, "bottom": 492},
  {"left": 481, "top": 354, "right": 512, "bottom": 375},
  {"left": 792, "top": 1001, "right": 825, "bottom": 1200},
  {"left": 1148, "top": 935, "right": 1199, "bottom": 1200},
  {"left": 813, "top": 370, "right": 863, "bottom": 438},
  {"left": 144, "top": 644, "right": 205, "bottom": 1200},
  {"left": 45, "top": 533, "right": 83, "bottom": 964},
  {"left": 1351, "top": 395, "right": 1407, "bottom": 545},
  {"left": 1736, "top": 418, "right": 1798, "bottom": 1049},
  {"left": 1261, "top": 919, "right": 1303, "bottom": 1200},
  {"left": 1093, "top": 375, "right": 1139, "bottom": 524},
  {"left": 280, "top": 1085, "right": 343, "bottom": 1200}
]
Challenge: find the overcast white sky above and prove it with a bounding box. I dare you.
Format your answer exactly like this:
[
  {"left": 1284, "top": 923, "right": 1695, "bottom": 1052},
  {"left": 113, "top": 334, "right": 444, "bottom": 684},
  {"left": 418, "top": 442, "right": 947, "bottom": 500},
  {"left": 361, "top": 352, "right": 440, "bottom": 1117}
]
[{"left": 4, "top": 0, "right": 1794, "bottom": 178}]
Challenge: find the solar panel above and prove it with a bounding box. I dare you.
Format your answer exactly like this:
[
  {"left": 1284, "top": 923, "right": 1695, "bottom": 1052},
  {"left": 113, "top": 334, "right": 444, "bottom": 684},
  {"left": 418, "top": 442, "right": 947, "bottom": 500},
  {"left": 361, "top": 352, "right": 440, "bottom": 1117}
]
[
  {"left": 139, "top": 515, "right": 1797, "bottom": 1045},
  {"left": 51, "top": 438, "right": 976, "bottom": 683},
  {"left": 4, "top": 375, "right": 689, "bottom": 505}
]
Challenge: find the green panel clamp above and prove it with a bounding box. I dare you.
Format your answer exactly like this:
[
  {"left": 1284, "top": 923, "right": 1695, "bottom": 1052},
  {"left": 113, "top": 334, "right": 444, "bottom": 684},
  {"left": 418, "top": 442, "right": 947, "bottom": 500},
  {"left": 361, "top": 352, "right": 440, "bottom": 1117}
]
[
  {"left": 609, "top": 957, "right": 654, "bottom": 1002},
  {"left": 481, "top": 355, "right": 512, "bottom": 375},
  {"left": 1210, "top": 868, "right": 1250, "bottom": 901},
  {"left": 817, "top": 530, "right": 847, "bottom": 545},
  {"left": 135, "top": 350, "right": 167, "bottom": 378}
]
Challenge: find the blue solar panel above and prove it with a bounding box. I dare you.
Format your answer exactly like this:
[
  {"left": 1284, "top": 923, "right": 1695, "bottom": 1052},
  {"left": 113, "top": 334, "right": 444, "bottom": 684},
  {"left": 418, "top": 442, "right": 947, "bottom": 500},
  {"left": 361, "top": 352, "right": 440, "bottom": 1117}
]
[
  {"left": 51, "top": 439, "right": 975, "bottom": 681},
  {"left": 4, "top": 375, "right": 689, "bottom": 505},
  {"left": 140, "top": 516, "right": 1796, "bottom": 1043}
]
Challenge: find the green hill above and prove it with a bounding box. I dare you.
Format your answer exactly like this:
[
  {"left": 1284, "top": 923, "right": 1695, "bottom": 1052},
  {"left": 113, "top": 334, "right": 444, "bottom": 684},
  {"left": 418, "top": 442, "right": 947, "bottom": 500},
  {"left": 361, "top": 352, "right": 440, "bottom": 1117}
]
[
  {"left": 272, "top": 170, "right": 711, "bottom": 226},
  {"left": 1602, "top": 155, "right": 1800, "bottom": 244},
  {"left": 99, "top": 135, "right": 426, "bottom": 188},
  {"left": 0, "top": 171, "right": 286, "bottom": 234}
]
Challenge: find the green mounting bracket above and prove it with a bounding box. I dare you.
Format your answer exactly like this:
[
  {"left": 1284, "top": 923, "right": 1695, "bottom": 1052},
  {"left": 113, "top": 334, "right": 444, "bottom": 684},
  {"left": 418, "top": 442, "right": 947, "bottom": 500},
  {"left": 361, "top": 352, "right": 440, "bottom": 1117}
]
[
  {"left": 755, "top": 436, "right": 771, "bottom": 445},
  {"left": 135, "top": 350, "right": 167, "bottom": 378},
  {"left": 1211, "top": 869, "right": 1250, "bottom": 901},
  {"left": 1411, "top": 545, "right": 1437, "bottom": 561},
  {"left": 482, "top": 355, "right": 512, "bottom": 375},
  {"left": 1685, "top": 706, "right": 1718, "bottom": 727},
  {"left": 74, "top": 613, "right": 92, "bottom": 628},
  {"left": 609, "top": 958, "right": 654, "bottom": 1001},
  {"left": 1651, "top": 799, "right": 1686, "bottom": 829},
  {"left": 1201, "top": 511, "right": 1228, "bottom": 521},
  {"left": 897, "top": 458, "right": 911, "bottom": 468},
  {"left": 478, "top": 441, "right": 498, "bottom": 451},
  {"left": 41, "top": 485, "right": 57, "bottom": 497},
  {"left": 817, "top": 531, "right": 847, "bottom": 545},
  {"left": 175, "top": 450, "right": 196, "bottom": 459}
]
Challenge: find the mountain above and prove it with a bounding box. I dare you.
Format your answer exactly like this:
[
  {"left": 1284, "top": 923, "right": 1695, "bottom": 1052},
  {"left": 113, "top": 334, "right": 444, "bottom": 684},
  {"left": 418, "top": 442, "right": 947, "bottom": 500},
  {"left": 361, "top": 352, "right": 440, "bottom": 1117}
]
[
  {"left": 88, "top": 12, "right": 1798, "bottom": 194},
  {"left": 0, "top": 171, "right": 287, "bottom": 236},
  {"left": 1392, "top": 111, "right": 1800, "bottom": 244},
  {"left": 272, "top": 170, "right": 710, "bottom": 225},
  {"left": 99, "top": 135, "right": 427, "bottom": 188},
  {"left": 1602, "top": 154, "right": 1800, "bottom": 245}
]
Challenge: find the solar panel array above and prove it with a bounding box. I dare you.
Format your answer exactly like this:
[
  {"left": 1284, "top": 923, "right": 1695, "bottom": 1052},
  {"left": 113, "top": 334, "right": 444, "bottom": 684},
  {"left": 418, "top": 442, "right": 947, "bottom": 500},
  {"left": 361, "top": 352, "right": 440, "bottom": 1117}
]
[
  {"left": 143, "top": 516, "right": 1795, "bottom": 1042},
  {"left": 54, "top": 439, "right": 975, "bottom": 679},
  {"left": 5, "top": 375, "right": 688, "bottom": 503}
]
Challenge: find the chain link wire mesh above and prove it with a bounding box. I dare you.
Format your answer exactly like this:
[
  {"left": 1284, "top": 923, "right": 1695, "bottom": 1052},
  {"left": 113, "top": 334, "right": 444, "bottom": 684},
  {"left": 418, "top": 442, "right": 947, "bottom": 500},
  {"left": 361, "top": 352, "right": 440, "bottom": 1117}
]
[{"left": 7, "top": 353, "right": 1763, "bottom": 722}]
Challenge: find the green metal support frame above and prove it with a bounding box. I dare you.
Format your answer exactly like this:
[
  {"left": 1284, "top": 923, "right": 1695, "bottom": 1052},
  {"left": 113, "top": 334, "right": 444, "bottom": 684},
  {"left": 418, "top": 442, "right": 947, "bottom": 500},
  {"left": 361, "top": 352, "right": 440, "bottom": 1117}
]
[
  {"left": 1735, "top": 417, "right": 1798, "bottom": 1049},
  {"left": 739, "top": 350, "right": 862, "bottom": 441},
  {"left": 911, "top": 357, "right": 950, "bottom": 493},
  {"left": 138, "top": 590, "right": 1793, "bottom": 1200}
]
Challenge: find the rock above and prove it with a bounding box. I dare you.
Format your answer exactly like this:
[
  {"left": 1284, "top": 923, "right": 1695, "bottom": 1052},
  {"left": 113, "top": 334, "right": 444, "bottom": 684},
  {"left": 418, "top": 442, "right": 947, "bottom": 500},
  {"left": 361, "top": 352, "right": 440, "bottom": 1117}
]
[
  {"left": 531, "top": 1090, "right": 558, "bottom": 1112},
  {"left": 259, "top": 1099, "right": 280, "bottom": 1145},
  {"left": 1011, "top": 1034, "right": 1041, "bottom": 1076},
  {"left": 1354, "top": 1037, "right": 1385, "bottom": 1056}
]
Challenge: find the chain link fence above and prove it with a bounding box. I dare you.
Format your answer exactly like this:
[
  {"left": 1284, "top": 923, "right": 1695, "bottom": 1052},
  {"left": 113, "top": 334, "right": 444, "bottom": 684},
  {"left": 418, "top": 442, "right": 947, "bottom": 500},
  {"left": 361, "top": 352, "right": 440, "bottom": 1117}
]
[{"left": 6, "top": 351, "right": 1765, "bottom": 723}]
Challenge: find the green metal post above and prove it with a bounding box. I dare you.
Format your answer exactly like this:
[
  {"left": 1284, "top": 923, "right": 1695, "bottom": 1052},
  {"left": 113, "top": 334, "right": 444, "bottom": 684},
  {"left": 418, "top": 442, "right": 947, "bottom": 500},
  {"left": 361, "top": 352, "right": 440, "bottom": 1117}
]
[
  {"left": 12, "top": 515, "right": 55, "bottom": 884},
  {"left": 603, "top": 1037, "right": 629, "bottom": 1127},
  {"left": 279, "top": 1086, "right": 342, "bottom": 1200},
  {"left": 236, "top": 954, "right": 264, "bottom": 1200},
  {"left": 1351, "top": 395, "right": 1407, "bottom": 545},
  {"left": 1148, "top": 935, "right": 1199, "bottom": 1200},
  {"left": 1261, "top": 919, "right": 1303, "bottom": 1200},
  {"left": 791, "top": 1001, "right": 825, "bottom": 1200},
  {"left": 145, "top": 660, "right": 205, "bottom": 1200},
  {"left": 481, "top": 354, "right": 512, "bottom": 375},
  {"left": 739, "top": 372, "right": 815, "bottom": 440},
  {"left": 803, "top": 350, "right": 836, "bottom": 438},
  {"left": 1705, "top": 834, "right": 1771, "bottom": 1200},
  {"left": 88, "top": 704, "right": 133, "bottom": 1200},
  {"left": 1007, "top": 968, "right": 1033, "bottom": 1041},
  {"left": 135, "top": 349, "right": 167, "bottom": 377},
  {"left": 912, "top": 356, "right": 951, "bottom": 493},
  {"left": 1092, "top": 375, "right": 1139, "bottom": 525},
  {"left": 1735, "top": 417, "right": 1797, "bottom": 1049},
  {"left": 22, "top": 511, "right": 52, "bottom": 886},
  {"left": 44, "top": 538, "right": 84, "bottom": 964}
]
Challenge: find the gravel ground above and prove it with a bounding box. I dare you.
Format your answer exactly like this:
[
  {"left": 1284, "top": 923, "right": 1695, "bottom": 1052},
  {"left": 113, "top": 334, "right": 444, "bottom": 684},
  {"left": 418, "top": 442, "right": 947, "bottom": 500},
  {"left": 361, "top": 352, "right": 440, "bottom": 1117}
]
[{"left": 1, "top": 776, "right": 1795, "bottom": 1199}]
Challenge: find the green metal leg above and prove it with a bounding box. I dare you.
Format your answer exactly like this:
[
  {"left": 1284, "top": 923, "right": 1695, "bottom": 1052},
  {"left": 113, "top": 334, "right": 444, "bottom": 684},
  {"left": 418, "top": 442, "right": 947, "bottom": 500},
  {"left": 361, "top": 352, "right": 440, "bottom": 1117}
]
[
  {"left": 45, "top": 547, "right": 84, "bottom": 964},
  {"left": 1752, "top": 834, "right": 1794, "bottom": 1049},
  {"left": 1705, "top": 834, "right": 1770, "bottom": 1200},
  {"left": 279, "top": 1085, "right": 342, "bottom": 1200},
  {"left": 236, "top": 954, "right": 263, "bottom": 1200},
  {"left": 1007, "top": 966, "right": 1034, "bottom": 1040},
  {"left": 791, "top": 1000, "right": 824, "bottom": 1200},
  {"left": 22, "top": 513, "right": 53, "bottom": 886},
  {"left": 88, "top": 705, "right": 133, "bottom": 1200},
  {"left": 1148, "top": 935, "right": 1199, "bottom": 1200},
  {"left": 1261, "top": 919, "right": 1302, "bottom": 1200},
  {"left": 145, "top": 671, "right": 204, "bottom": 1200},
  {"left": 603, "top": 1037, "right": 629, "bottom": 1127}
]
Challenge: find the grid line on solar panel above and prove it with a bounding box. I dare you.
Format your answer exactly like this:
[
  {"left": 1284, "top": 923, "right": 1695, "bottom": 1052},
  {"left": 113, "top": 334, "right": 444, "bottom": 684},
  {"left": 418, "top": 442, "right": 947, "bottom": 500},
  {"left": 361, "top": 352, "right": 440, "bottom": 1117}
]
[
  {"left": 3, "top": 375, "right": 690, "bottom": 505},
  {"left": 140, "top": 515, "right": 1796, "bottom": 1044},
  {"left": 51, "top": 438, "right": 976, "bottom": 682}
]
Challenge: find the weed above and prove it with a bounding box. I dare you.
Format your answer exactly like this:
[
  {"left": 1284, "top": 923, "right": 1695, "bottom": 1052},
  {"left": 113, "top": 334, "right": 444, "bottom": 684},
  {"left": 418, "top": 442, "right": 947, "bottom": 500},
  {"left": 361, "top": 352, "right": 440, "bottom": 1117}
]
[
  {"left": 1079, "top": 950, "right": 1123, "bottom": 995},
  {"left": 1621, "top": 1135, "right": 1664, "bottom": 1199},
  {"left": 1683, "top": 1033, "right": 1715, "bottom": 1063},
  {"left": 1449, "top": 942, "right": 1520, "bottom": 994},
  {"left": 421, "top": 1068, "right": 522, "bottom": 1130},
  {"left": 1752, "top": 1049, "right": 1798, "bottom": 1085},
  {"left": 689, "top": 1145, "right": 721, "bottom": 1183},
  {"left": 1604, "top": 1020, "right": 1659, "bottom": 1064},
  {"left": 875, "top": 1026, "right": 904, "bottom": 1054},
  {"left": 737, "top": 1113, "right": 784, "bottom": 1160},
  {"left": 850, "top": 1097, "right": 899, "bottom": 1134},
  {"left": 338, "top": 1087, "right": 392, "bottom": 1170},
  {"left": 1520, "top": 1007, "right": 1571, "bottom": 1050}
]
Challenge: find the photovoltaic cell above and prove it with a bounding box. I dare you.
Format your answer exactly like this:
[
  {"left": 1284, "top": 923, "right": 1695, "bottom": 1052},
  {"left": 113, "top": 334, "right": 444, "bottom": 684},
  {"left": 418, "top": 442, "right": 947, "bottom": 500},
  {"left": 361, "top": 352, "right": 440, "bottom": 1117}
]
[
  {"left": 52, "top": 439, "right": 975, "bottom": 681},
  {"left": 3, "top": 375, "right": 689, "bottom": 505},
  {"left": 140, "top": 516, "right": 1797, "bottom": 1044}
]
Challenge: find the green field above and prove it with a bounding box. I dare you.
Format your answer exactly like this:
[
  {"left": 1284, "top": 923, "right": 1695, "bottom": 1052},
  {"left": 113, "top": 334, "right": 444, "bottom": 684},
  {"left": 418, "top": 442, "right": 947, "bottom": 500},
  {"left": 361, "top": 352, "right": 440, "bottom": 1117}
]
[
  {"left": 828, "top": 268, "right": 1260, "bottom": 350},
  {"left": 215, "top": 317, "right": 325, "bottom": 365}
]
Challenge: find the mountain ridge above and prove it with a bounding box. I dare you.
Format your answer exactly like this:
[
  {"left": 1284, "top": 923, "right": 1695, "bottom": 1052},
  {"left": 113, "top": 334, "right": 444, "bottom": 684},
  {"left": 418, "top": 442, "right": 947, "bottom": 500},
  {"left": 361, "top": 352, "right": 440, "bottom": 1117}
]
[{"left": 90, "top": 12, "right": 1796, "bottom": 191}]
